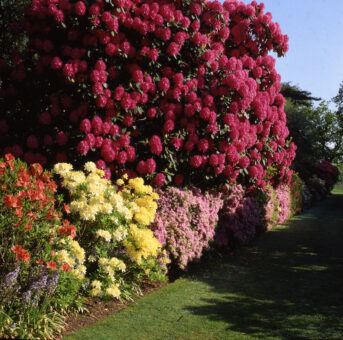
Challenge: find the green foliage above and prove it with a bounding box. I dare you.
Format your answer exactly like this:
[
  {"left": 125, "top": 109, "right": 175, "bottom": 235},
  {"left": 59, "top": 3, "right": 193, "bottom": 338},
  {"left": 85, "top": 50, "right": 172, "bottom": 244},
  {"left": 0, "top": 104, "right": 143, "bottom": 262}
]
[
  {"left": 0, "top": 0, "right": 30, "bottom": 63},
  {"left": 289, "top": 173, "right": 303, "bottom": 216},
  {"left": 333, "top": 80, "right": 343, "bottom": 113},
  {"left": 336, "top": 164, "right": 343, "bottom": 182}
]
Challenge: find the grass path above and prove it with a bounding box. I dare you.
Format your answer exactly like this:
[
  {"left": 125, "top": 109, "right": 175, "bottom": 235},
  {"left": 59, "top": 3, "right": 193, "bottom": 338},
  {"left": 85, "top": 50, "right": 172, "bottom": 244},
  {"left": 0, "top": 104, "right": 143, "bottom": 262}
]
[{"left": 65, "top": 185, "right": 343, "bottom": 340}]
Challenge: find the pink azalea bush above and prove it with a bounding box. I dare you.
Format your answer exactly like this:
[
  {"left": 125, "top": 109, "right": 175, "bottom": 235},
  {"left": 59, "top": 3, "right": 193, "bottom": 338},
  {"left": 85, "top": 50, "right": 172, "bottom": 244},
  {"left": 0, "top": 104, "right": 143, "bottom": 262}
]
[
  {"left": 0, "top": 0, "right": 296, "bottom": 191},
  {"left": 150, "top": 186, "right": 223, "bottom": 269},
  {"left": 264, "top": 186, "right": 277, "bottom": 230},
  {"left": 215, "top": 185, "right": 261, "bottom": 248},
  {"left": 263, "top": 184, "right": 291, "bottom": 230},
  {"left": 275, "top": 184, "right": 291, "bottom": 224}
]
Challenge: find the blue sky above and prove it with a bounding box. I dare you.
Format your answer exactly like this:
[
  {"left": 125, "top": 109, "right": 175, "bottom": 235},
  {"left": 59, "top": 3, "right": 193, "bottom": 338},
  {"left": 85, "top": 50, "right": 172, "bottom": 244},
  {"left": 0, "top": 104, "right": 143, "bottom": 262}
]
[{"left": 239, "top": 0, "right": 343, "bottom": 105}]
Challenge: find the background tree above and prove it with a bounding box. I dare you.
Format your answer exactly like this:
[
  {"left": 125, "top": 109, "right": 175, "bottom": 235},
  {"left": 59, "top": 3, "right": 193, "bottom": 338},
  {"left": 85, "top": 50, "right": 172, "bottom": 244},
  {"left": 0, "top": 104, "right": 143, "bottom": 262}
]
[
  {"left": 283, "top": 83, "right": 343, "bottom": 179},
  {"left": 281, "top": 81, "right": 321, "bottom": 106},
  {"left": 333, "top": 81, "right": 343, "bottom": 113}
]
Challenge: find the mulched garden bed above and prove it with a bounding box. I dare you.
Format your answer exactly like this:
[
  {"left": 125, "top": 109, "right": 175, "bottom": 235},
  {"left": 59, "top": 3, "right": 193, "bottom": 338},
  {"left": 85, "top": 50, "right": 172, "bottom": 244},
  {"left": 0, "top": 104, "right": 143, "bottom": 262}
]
[{"left": 58, "top": 281, "right": 168, "bottom": 339}]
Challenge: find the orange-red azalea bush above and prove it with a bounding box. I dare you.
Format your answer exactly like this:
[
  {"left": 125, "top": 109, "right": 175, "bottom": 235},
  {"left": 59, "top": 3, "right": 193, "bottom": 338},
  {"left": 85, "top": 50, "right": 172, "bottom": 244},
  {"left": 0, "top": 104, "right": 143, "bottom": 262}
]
[{"left": 0, "top": 154, "right": 84, "bottom": 339}]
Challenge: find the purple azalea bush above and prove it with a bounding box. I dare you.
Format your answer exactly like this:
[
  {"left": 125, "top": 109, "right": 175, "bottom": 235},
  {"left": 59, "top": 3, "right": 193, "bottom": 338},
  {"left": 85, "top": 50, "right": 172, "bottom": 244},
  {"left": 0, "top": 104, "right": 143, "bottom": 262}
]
[{"left": 215, "top": 185, "right": 261, "bottom": 249}]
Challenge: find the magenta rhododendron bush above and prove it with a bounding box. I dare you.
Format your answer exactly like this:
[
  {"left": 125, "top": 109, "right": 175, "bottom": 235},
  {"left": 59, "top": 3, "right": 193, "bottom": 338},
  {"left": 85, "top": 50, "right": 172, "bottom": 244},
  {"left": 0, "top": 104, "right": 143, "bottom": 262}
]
[
  {"left": 0, "top": 0, "right": 296, "bottom": 190},
  {"left": 316, "top": 160, "right": 339, "bottom": 190},
  {"left": 151, "top": 186, "right": 223, "bottom": 269}
]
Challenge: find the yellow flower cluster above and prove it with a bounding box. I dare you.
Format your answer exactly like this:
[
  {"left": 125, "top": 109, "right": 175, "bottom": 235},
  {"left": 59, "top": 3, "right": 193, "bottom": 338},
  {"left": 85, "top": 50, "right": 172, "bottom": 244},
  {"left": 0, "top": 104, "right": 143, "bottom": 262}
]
[
  {"left": 106, "top": 284, "right": 121, "bottom": 298},
  {"left": 90, "top": 279, "right": 120, "bottom": 298},
  {"left": 54, "top": 162, "right": 110, "bottom": 221},
  {"left": 90, "top": 280, "right": 102, "bottom": 296},
  {"left": 72, "top": 264, "right": 87, "bottom": 280},
  {"left": 124, "top": 177, "right": 159, "bottom": 226},
  {"left": 98, "top": 256, "right": 126, "bottom": 282},
  {"left": 70, "top": 240, "right": 86, "bottom": 263},
  {"left": 96, "top": 229, "right": 112, "bottom": 242},
  {"left": 124, "top": 224, "right": 161, "bottom": 264},
  {"left": 54, "top": 162, "right": 164, "bottom": 298},
  {"left": 54, "top": 162, "right": 159, "bottom": 225},
  {"left": 112, "top": 225, "right": 128, "bottom": 242},
  {"left": 55, "top": 238, "right": 86, "bottom": 280}
]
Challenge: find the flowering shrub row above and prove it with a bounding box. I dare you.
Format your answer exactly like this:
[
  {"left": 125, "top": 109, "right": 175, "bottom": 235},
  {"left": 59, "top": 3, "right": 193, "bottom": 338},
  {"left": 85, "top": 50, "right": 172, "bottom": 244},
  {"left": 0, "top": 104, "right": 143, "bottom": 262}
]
[
  {"left": 1, "top": 0, "right": 296, "bottom": 192},
  {"left": 152, "top": 174, "right": 306, "bottom": 260},
  {"left": 0, "top": 153, "right": 331, "bottom": 337},
  {"left": 214, "top": 173, "right": 305, "bottom": 252}
]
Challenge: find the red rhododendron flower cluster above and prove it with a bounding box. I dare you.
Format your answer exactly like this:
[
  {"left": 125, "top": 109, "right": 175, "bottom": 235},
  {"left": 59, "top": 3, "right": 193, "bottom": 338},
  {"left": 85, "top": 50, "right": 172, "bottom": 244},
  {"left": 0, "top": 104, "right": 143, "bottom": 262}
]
[{"left": 0, "top": 0, "right": 295, "bottom": 190}]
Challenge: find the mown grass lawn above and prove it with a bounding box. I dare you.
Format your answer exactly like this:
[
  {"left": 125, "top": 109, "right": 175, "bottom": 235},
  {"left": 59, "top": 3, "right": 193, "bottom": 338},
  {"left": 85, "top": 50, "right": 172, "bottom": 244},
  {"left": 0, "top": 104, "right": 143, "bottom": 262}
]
[{"left": 65, "top": 185, "right": 343, "bottom": 340}]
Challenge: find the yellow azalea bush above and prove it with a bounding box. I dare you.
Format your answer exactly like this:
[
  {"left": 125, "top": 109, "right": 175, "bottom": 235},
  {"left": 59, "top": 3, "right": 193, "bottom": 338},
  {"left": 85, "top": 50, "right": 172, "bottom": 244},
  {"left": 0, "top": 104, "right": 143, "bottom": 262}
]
[
  {"left": 124, "top": 224, "right": 161, "bottom": 264},
  {"left": 54, "top": 162, "right": 166, "bottom": 300}
]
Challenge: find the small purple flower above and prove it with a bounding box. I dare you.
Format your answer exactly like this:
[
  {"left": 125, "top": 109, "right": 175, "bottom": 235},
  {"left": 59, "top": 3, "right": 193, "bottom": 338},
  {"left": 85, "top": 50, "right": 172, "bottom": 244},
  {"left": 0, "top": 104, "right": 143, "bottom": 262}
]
[
  {"left": 3, "top": 267, "right": 20, "bottom": 289},
  {"left": 22, "top": 289, "right": 32, "bottom": 304},
  {"left": 47, "top": 271, "right": 59, "bottom": 294},
  {"left": 31, "top": 274, "right": 48, "bottom": 291}
]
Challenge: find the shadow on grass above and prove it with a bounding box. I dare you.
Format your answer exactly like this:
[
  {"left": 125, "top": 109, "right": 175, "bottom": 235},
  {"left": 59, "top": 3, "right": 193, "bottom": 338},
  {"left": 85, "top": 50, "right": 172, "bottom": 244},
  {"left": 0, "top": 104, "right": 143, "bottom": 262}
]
[{"left": 184, "top": 192, "right": 343, "bottom": 339}]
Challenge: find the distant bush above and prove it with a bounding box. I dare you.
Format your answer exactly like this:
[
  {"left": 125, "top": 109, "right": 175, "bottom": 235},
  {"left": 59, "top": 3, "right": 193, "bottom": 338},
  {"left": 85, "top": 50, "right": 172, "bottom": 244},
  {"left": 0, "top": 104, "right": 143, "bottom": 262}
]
[
  {"left": 316, "top": 160, "right": 339, "bottom": 190},
  {"left": 307, "top": 177, "right": 328, "bottom": 201}
]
